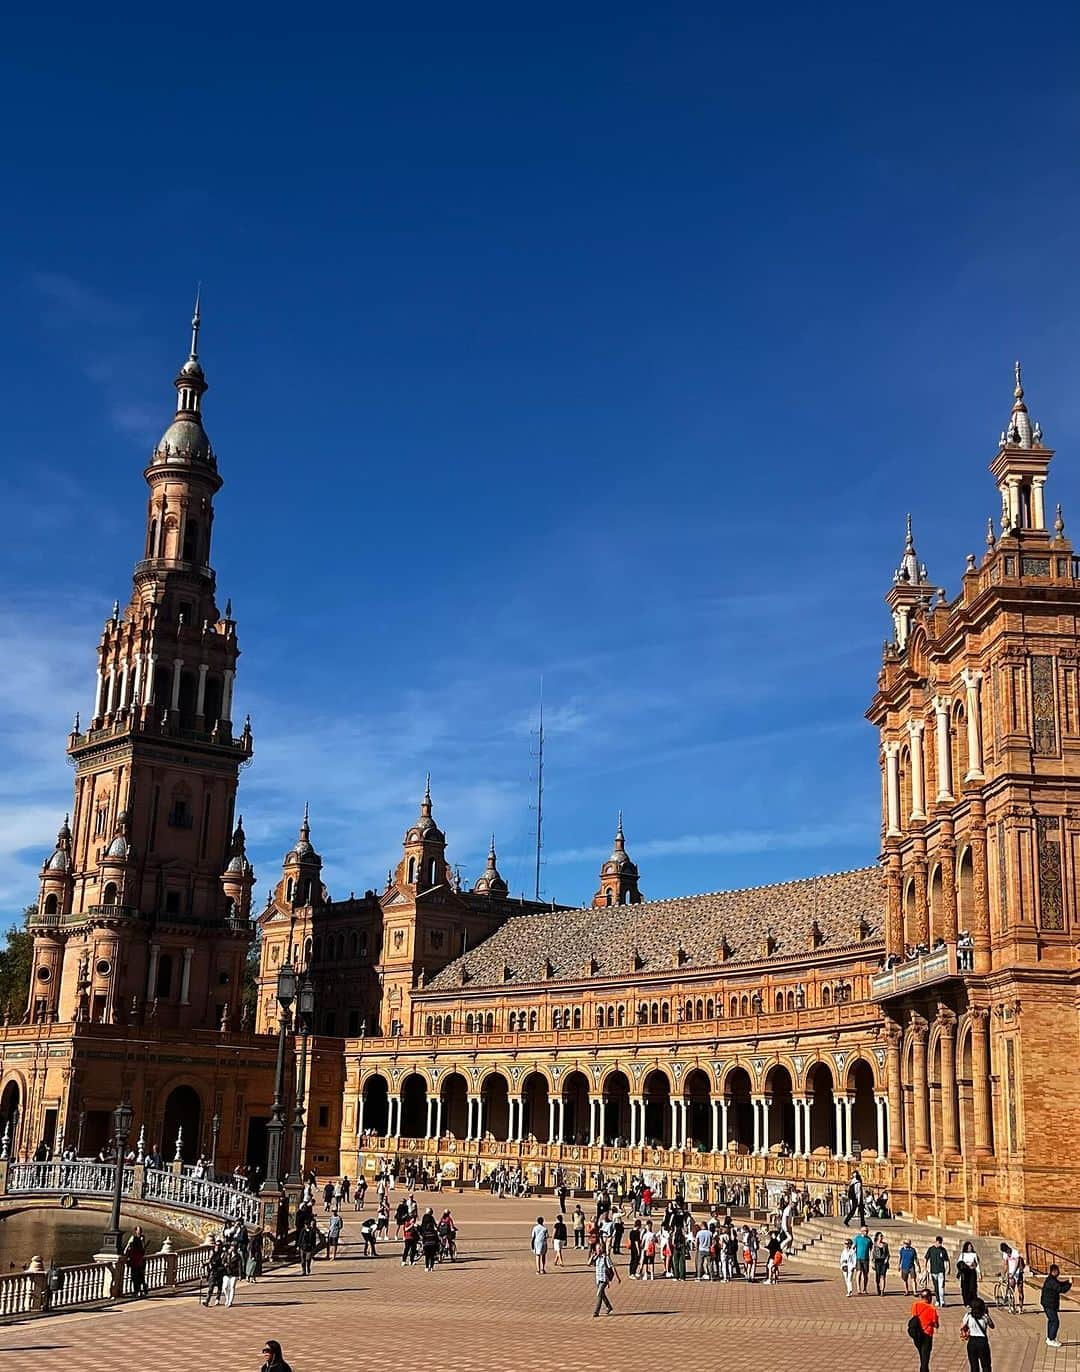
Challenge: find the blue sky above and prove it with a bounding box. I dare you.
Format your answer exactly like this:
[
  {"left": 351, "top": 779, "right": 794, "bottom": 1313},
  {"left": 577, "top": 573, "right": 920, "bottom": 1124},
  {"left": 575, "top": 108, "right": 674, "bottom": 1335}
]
[{"left": 3, "top": 3, "right": 1080, "bottom": 920}]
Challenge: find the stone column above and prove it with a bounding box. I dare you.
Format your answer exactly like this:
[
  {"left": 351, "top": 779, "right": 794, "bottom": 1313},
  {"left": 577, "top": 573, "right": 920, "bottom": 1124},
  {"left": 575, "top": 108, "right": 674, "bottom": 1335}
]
[
  {"left": 1031, "top": 475, "right": 1047, "bottom": 530},
  {"left": 221, "top": 669, "right": 235, "bottom": 725},
  {"left": 875, "top": 1095, "right": 888, "bottom": 1154},
  {"left": 146, "top": 943, "right": 160, "bottom": 1000},
  {"left": 970, "top": 1009, "right": 993, "bottom": 1157},
  {"left": 760, "top": 1096, "right": 771, "bottom": 1156},
  {"left": 710, "top": 1098, "right": 720, "bottom": 1152},
  {"left": 911, "top": 1018, "right": 931, "bottom": 1155},
  {"left": 833, "top": 1096, "right": 845, "bottom": 1157},
  {"left": 934, "top": 697, "right": 953, "bottom": 800},
  {"left": 131, "top": 655, "right": 143, "bottom": 710},
  {"left": 466, "top": 1096, "right": 480, "bottom": 1141},
  {"left": 792, "top": 1097, "right": 803, "bottom": 1157},
  {"left": 196, "top": 664, "right": 208, "bottom": 720},
  {"left": 170, "top": 659, "right": 183, "bottom": 713},
  {"left": 885, "top": 1023, "right": 904, "bottom": 1155},
  {"left": 629, "top": 1097, "right": 642, "bottom": 1148},
  {"left": 751, "top": 1097, "right": 762, "bottom": 1156},
  {"left": 938, "top": 825, "right": 958, "bottom": 942},
  {"left": 179, "top": 948, "right": 193, "bottom": 1005},
  {"left": 719, "top": 1097, "right": 729, "bottom": 1155},
  {"left": 885, "top": 852, "right": 903, "bottom": 958},
  {"left": 93, "top": 669, "right": 106, "bottom": 721},
  {"left": 963, "top": 670, "right": 984, "bottom": 781},
  {"left": 117, "top": 660, "right": 129, "bottom": 711},
  {"left": 1007, "top": 476, "right": 1021, "bottom": 529},
  {"left": 433, "top": 1096, "right": 443, "bottom": 1140},
  {"left": 936, "top": 1009, "right": 960, "bottom": 1155},
  {"left": 355, "top": 1095, "right": 365, "bottom": 1136},
  {"left": 908, "top": 721, "right": 926, "bottom": 820},
  {"left": 885, "top": 743, "right": 901, "bottom": 836},
  {"left": 557, "top": 1098, "right": 565, "bottom": 1144},
  {"left": 841, "top": 1097, "right": 854, "bottom": 1160},
  {"left": 969, "top": 803, "right": 992, "bottom": 973},
  {"left": 104, "top": 666, "right": 116, "bottom": 715},
  {"left": 911, "top": 849, "right": 929, "bottom": 947},
  {"left": 548, "top": 1098, "right": 557, "bottom": 1142}
]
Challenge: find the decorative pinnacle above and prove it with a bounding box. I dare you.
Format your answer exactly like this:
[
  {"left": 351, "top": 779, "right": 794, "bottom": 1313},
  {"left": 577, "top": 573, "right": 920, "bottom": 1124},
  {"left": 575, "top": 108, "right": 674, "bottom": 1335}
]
[
  {"left": 986, "top": 517, "right": 996, "bottom": 550},
  {"left": 1055, "top": 503, "right": 1065, "bottom": 538},
  {"left": 1014, "top": 358, "right": 1023, "bottom": 399},
  {"left": 904, "top": 512, "right": 914, "bottom": 551},
  {"left": 190, "top": 284, "right": 202, "bottom": 359}
]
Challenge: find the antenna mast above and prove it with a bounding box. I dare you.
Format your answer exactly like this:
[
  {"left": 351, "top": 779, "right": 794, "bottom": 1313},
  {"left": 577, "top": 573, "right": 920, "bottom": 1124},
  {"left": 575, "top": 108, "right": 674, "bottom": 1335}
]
[{"left": 532, "top": 680, "right": 544, "bottom": 901}]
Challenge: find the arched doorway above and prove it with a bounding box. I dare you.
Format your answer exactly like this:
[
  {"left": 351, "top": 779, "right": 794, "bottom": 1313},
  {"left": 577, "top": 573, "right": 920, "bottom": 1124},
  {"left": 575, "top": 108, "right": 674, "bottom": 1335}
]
[
  {"left": 481, "top": 1072, "right": 510, "bottom": 1140},
  {"left": 848, "top": 1060, "right": 877, "bottom": 1154},
  {"left": 806, "top": 1061, "right": 836, "bottom": 1152},
  {"left": 400, "top": 1074, "right": 428, "bottom": 1138},
  {"left": 362, "top": 1074, "right": 390, "bottom": 1135},
  {"left": 561, "top": 1071, "right": 590, "bottom": 1144},
  {"left": 684, "top": 1069, "right": 712, "bottom": 1149},
  {"left": 764, "top": 1065, "right": 794, "bottom": 1152},
  {"left": 0, "top": 1081, "right": 19, "bottom": 1157},
  {"left": 440, "top": 1073, "right": 468, "bottom": 1138},
  {"left": 642, "top": 1069, "right": 671, "bottom": 1147},
  {"left": 725, "top": 1067, "right": 753, "bottom": 1153},
  {"left": 521, "top": 1072, "right": 550, "bottom": 1142},
  {"left": 601, "top": 1070, "right": 630, "bottom": 1145},
  {"left": 162, "top": 1085, "right": 202, "bottom": 1163}
]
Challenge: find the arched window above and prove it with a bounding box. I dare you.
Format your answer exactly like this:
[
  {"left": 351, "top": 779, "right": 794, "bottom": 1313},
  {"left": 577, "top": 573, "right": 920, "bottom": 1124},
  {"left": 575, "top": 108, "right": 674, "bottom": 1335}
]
[
  {"left": 605, "top": 888, "right": 613, "bottom": 906},
  {"left": 776, "top": 992, "right": 784, "bottom": 1013},
  {"left": 607, "top": 1005, "right": 616, "bottom": 1027},
  {"left": 508, "top": 1011, "right": 518, "bottom": 1031},
  {"left": 638, "top": 1004, "right": 648, "bottom": 1025},
  {"left": 740, "top": 994, "right": 749, "bottom": 1016},
  {"left": 285, "top": 878, "right": 294, "bottom": 902},
  {"left": 552, "top": 1009, "right": 561, "bottom": 1029},
  {"left": 182, "top": 519, "right": 200, "bottom": 563},
  {"left": 43, "top": 893, "right": 58, "bottom": 915},
  {"left": 822, "top": 985, "right": 831, "bottom": 1007},
  {"left": 485, "top": 1012, "right": 494, "bottom": 1033},
  {"left": 706, "top": 998, "right": 714, "bottom": 1019},
  {"left": 661, "top": 1001, "right": 670, "bottom": 1024},
  {"left": 595, "top": 1007, "right": 604, "bottom": 1027},
  {"left": 304, "top": 937, "right": 313, "bottom": 964},
  {"left": 650, "top": 1001, "right": 659, "bottom": 1025},
  {"left": 617, "top": 1004, "right": 625, "bottom": 1027},
  {"left": 102, "top": 882, "right": 118, "bottom": 906},
  {"left": 148, "top": 519, "right": 158, "bottom": 558},
  {"left": 425, "top": 1016, "right": 433, "bottom": 1035},
  {"left": 429, "top": 858, "right": 438, "bottom": 885},
  {"left": 622, "top": 890, "right": 631, "bottom": 904},
  {"left": 350, "top": 931, "right": 359, "bottom": 956},
  {"left": 407, "top": 857, "right": 417, "bottom": 883},
  {"left": 314, "top": 937, "right": 323, "bottom": 961},
  {"left": 685, "top": 1001, "right": 693, "bottom": 1022},
  {"left": 572, "top": 1007, "right": 582, "bottom": 1029},
  {"left": 529, "top": 1009, "right": 537, "bottom": 1031},
  {"left": 465, "top": 1013, "right": 475, "bottom": 1033},
  {"left": 696, "top": 998, "right": 704, "bottom": 1019},
  {"left": 443, "top": 1015, "right": 452, "bottom": 1033},
  {"left": 731, "top": 996, "right": 739, "bottom": 1017},
  {"left": 787, "top": 991, "right": 796, "bottom": 1012}
]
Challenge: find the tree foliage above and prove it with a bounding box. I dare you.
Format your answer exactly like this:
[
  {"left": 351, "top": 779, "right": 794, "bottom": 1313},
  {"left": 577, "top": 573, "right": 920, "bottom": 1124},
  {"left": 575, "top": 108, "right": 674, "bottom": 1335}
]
[{"left": 0, "top": 910, "right": 34, "bottom": 1018}]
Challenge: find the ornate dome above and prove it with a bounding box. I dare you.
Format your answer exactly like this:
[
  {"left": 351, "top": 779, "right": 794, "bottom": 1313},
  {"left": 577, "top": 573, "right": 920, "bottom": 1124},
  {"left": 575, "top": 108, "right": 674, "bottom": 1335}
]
[
  {"left": 153, "top": 418, "right": 213, "bottom": 465},
  {"left": 105, "top": 834, "right": 129, "bottom": 859},
  {"left": 45, "top": 816, "right": 72, "bottom": 872},
  {"left": 473, "top": 837, "right": 508, "bottom": 897}
]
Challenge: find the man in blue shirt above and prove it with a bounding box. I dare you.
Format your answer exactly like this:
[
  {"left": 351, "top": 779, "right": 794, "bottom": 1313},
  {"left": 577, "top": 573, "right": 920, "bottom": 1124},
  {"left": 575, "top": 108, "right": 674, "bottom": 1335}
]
[{"left": 852, "top": 1225, "right": 873, "bottom": 1294}]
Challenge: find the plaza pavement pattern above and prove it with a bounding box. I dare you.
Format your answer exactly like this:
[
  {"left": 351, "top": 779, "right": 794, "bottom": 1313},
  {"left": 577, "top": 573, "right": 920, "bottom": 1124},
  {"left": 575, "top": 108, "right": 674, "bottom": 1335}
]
[{"left": 0, "top": 1194, "right": 1071, "bottom": 1372}]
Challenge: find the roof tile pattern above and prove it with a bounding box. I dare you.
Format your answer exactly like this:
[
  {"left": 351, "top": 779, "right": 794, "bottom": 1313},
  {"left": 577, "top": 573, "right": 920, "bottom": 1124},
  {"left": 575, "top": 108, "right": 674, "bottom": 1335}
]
[{"left": 426, "top": 865, "right": 883, "bottom": 989}]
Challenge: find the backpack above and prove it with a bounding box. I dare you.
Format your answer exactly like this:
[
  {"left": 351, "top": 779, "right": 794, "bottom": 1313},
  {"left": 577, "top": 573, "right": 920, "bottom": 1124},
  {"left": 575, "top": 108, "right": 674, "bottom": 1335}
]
[{"left": 907, "top": 1314, "right": 923, "bottom": 1342}]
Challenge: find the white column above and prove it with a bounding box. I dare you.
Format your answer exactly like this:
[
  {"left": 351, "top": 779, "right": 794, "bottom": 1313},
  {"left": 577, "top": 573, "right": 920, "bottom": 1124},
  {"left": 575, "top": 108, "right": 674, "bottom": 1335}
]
[
  {"left": 180, "top": 947, "right": 193, "bottom": 1004},
  {"left": 131, "top": 655, "right": 143, "bottom": 710},
  {"left": 761, "top": 1097, "right": 772, "bottom": 1155},
  {"left": 356, "top": 1095, "right": 365, "bottom": 1136},
  {"left": 963, "top": 669, "right": 984, "bottom": 780},
  {"left": 146, "top": 943, "right": 160, "bottom": 999},
  {"left": 933, "top": 697, "right": 953, "bottom": 799},
  {"left": 434, "top": 1096, "right": 443, "bottom": 1140},
  {"left": 144, "top": 655, "right": 156, "bottom": 705},
  {"left": 793, "top": 1098, "right": 803, "bottom": 1157},
  {"left": 557, "top": 1097, "right": 565, "bottom": 1144},
  {"left": 548, "top": 1097, "right": 557, "bottom": 1142},
  {"left": 196, "top": 663, "right": 209, "bottom": 718},
  {"left": 1007, "top": 476, "right": 1021, "bottom": 528},
  {"left": 669, "top": 1098, "right": 679, "bottom": 1150},
  {"left": 117, "top": 660, "right": 130, "bottom": 711},
  {"left": 842, "top": 1097, "right": 854, "bottom": 1160},
  {"left": 751, "top": 1097, "right": 761, "bottom": 1156},
  {"left": 833, "top": 1096, "right": 844, "bottom": 1157},
  {"left": 874, "top": 1095, "right": 886, "bottom": 1154},
  {"left": 221, "top": 668, "right": 235, "bottom": 723},
  {"left": 425, "top": 1098, "right": 434, "bottom": 1139},
  {"left": 104, "top": 666, "right": 116, "bottom": 715},
  {"left": 884, "top": 743, "right": 901, "bottom": 836},
  {"left": 711, "top": 1099, "right": 720, "bottom": 1152},
  {"left": 1032, "top": 475, "right": 1047, "bottom": 530},
  {"left": 908, "top": 721, "right": 926, "bottom": 820},
  {"left": 719, "top": 1098, "right": 729, "bottom": 1154},
  {"left": 93, "top": 669, "right": 106, "bottom": 720},
  {"left": 170, "top": 659, "right": 183, "bottom": 712}
]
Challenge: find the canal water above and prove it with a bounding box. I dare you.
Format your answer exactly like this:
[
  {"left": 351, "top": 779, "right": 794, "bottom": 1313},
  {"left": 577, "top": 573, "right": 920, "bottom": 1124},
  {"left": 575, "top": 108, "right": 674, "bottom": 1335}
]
[{"left": 0, "top": 1209, "right": 178, "bottom": 1269}]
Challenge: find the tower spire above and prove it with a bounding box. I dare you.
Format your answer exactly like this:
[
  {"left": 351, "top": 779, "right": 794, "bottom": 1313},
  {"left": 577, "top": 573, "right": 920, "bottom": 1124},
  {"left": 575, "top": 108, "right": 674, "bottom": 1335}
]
[{"left": 190, "top": 284, "right": 202, "bottom": 361}]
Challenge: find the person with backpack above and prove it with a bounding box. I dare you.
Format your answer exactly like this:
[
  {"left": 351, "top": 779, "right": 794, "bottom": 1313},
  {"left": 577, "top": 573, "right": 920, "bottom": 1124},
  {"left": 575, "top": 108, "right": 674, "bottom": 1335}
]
[
  {"left": 959, "top": 1295, "right": 994, "bottom": 1371},
  {"left": 640, "top": 1220, "right": 657, "bottom": 1279},
  {"left": 908, "top": 1285, "right": 939, "bottom": 1371},
  {"left": 592, "top": 1243, "right": 621, "bottom": 1316},
  {"left": 1040, "top": 1262, "right": 1072, "bottom": 1348},
  {"left": 898, "top": 1238, "right": 919, "bottom": 1295}
]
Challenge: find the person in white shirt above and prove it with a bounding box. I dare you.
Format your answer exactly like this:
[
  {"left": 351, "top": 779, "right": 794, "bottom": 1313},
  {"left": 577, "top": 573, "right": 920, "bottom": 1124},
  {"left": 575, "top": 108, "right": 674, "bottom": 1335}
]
[
  {"left": 695, "top": 1224, "right": 712, "bottom": 1279},
  {"left": 839, "top": 1237, "right": 858, "bottom": 1297},
  {"left": 530, "top": 1216, "right": 549, "bottom": 1275}
]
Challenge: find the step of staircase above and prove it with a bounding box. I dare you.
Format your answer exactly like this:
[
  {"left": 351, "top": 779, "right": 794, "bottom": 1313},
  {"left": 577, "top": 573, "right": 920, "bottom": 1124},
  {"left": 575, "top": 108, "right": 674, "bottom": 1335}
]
[{"left": 787, "top": 1214, "right": 1011, "bottom": 1276}]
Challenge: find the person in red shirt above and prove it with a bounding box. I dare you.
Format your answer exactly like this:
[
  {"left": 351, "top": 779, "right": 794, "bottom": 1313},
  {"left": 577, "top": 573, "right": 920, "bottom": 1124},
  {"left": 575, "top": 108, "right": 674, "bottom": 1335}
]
[
  {"left": 909, "top": 1287, "right": 939, "bottom": 1372},
  {"left": 641, "top": 1185, "right": 653, "bottom": 1216}
]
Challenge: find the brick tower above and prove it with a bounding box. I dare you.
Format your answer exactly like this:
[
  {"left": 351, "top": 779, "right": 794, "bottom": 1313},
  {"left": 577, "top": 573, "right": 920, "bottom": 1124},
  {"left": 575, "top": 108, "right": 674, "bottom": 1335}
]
[
  {"left": 868, "top": 364, "right": 1080, "bottom": 1250},
  {"left": 28, "top": 299, "right": 255, "bottom": 1034}
]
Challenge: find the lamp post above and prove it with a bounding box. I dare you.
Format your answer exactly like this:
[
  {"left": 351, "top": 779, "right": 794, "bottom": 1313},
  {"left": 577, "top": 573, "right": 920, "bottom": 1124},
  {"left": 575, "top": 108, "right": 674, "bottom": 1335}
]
[
  {"left": 98, "top": 1100, "right": 134, "bottom": 1257},
  {"left": 261, "top": 962, "right": 295, "bottom": 1196},
  {"left": 286, "top": 974, "right": 315, "bottom": 1189},
  {"left": 210, "top": 1112, "right": 221, "bottom": 1172}
]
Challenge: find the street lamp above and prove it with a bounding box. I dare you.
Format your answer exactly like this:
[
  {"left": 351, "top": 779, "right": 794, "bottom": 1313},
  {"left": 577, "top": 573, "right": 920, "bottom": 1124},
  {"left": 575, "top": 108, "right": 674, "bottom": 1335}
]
[
  {"left": 261, "top": 962, "right": 295, "bottom": 1195},
  {"left": 210, "top": 1112, "right": 221, "bottom": 1172},
  {"left": 99, "top": 1100, "right": 134, "bottom": 1256},
  {"left": 286, "top": 973, "right": 315, "bottom": 1188}
]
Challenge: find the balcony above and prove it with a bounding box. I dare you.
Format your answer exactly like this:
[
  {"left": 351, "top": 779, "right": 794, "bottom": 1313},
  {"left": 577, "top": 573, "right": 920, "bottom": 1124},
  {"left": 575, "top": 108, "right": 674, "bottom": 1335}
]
[
  {"left": 133, "top": 557, "right": 215, "bottom": 582},
  {"left": 870, "top": 944, "right": 965, "bottom": 1000}
]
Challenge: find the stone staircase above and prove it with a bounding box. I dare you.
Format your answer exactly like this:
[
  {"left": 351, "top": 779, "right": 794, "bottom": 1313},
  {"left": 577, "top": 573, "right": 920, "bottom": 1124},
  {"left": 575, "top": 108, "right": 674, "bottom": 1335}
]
[{"left": 787, "top": 1213, "right": 1010, "bottom": 1278}]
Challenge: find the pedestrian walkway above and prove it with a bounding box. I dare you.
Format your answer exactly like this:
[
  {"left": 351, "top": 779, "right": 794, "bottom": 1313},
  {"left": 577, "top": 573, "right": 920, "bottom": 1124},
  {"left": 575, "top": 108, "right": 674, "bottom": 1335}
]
[{"left": 0, "top": 1193, "right": 1069, "bottom": 1372}]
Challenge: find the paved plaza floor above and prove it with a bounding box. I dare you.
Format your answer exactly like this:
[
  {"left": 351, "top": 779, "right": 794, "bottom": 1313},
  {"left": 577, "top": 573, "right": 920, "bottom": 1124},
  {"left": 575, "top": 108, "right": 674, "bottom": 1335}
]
[{"left": 0, "top": 1193, "right": 1071, "bottom": 1372}]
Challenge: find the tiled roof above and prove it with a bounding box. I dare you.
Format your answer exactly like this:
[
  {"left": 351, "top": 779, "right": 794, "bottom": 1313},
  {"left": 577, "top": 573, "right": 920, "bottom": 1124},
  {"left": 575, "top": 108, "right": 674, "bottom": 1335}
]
[{"left": 425, "top": 866, "right": 883, "bottom": 990}]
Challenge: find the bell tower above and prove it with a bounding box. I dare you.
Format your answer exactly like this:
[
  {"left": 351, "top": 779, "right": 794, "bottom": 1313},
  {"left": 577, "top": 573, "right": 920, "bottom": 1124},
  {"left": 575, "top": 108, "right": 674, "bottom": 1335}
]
[
  {"left": 592, "top": 814, "right": 643, "bottom": 906},
  {"left": 28, "top": 300, "right": 255, "bottom": 1032}
]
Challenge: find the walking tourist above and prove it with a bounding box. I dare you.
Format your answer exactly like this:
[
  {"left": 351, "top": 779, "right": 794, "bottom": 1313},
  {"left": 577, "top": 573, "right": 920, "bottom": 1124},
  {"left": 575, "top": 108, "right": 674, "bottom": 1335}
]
[
  {"left": 531, "top": 1216, "right": 549, "bottom": 1274},
  {"left": 572, "top": 1205, "right": 586, "bottom": 1249},
  {"left": 260, "top": 1339, "right": 293, "bottom": 1372},
  {"left": 124, "top": 1225, "right": 147, "bottom": 1297},
  {"left": 641, "top": 1221, "right": 657, "bottom": 1279},
  {"left": 298, "top": 1219, "right": 318, "bottom": 1276},
  {"left": 419, "top": 1208, "right": 440, "bottom": 1271},
  {"left": 840, "top": 1238, "right": 857, "bottom": 1296},
  {"left": 957, "top": 1240, "right": 981, "bottom": 1307},
  {"left": 354, "top": 1176, "right": 367, "bottom": 1210},
  {"left": 924, "top": 1236, "right": 950, "bottom": 1306},
  {"left": 908, "top": 1285, "right": 939, "bottom": 1372},
  {"left": 401, "top": 1211, "right": 419, "bottom": 1266},
  {"left": 246, "top": 1229, "right": 263, "bottom": 1281},
  {"left": 872, "top": 1231, "right": 890, "bottom": 1295},
  {"left": 203, "top": 1241, "right": 226, "bottom": 1306},
  {"left": 898, "top": 1237, "right": 919, "bottom": 1294},
  {"left": 360, "top": 1214, "right": 379, "bottom": 1256},
  {"left": 326, "top": 1210, "right": 343, "bottom": 1259},
  {"left": 853, "top": 1225, "right": 873, "bottom": 1294},
  {"left": 1040, "top": 1262, "right": 1071, "bottom": 1348},
  {"left": 843, "top": 1169, "right": 865, "bottom": 1227},
  {"left": 221, "top": 1243, "right": 241, "bottom": 1307},
  {"left": 765, "top": 1229, "right": 782, "bottom": 1283},
  {"left": 592, "top": 1243, "right": 620, "bottom": 1316},
  {"left": 960, "top": 1295, "right": 994, "bottom": 1371},
  {"left": 627, "top": 1219, "right": 641, "bottom": 1278},
  {"left": 552, "top": 1212, "right": 567, "bottom": 1266}
]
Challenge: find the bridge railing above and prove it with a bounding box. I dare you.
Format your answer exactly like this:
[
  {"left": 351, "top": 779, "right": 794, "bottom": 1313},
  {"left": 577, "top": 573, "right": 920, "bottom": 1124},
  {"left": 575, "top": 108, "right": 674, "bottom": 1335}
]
[
  {"left": 5, "top": 1159, "right": 258, "bottom": 1226},
  {"left": 8, "top": 1161, "right": 134, "bottom": 1198},
  {"left": 0, "top": 1244, "right": 211, "bottom": 1317},
  {"left": 143, "top": 1166, "right": 260, "bottom": 1225}
]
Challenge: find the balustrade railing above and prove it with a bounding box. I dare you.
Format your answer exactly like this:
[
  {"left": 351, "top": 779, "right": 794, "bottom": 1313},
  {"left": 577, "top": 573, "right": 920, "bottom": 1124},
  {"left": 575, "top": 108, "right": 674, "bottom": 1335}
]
[
  {"left": 0, "top": 1244, "right": 212, "bottom": 1318},
  {"left": 6, "top": 1158, "right": 257, "bottom": 1224},
  {"left": 143, "top": 1166, "right": 259, "bottom": 1224},
  {"left": 8, "top": 1161, "right": 133, "bottom": 1196}
]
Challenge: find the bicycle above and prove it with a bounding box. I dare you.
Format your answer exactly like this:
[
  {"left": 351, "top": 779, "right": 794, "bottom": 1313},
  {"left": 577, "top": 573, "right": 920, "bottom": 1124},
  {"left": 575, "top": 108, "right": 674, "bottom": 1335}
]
[{"left": 993, "top": 1274, "right": 1018, "bottom": 1313}]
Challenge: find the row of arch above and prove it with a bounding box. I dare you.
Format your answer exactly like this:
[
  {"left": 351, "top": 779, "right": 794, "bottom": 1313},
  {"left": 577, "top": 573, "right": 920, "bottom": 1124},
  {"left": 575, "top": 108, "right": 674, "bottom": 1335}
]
[
  {"left": 431, "top": 983, "right": 857, "bottom": 1038},
  {"left": 359, "top": 1059, "right": 881, "bottom": 1154},
  {"left": 300, "top": 929, "right": 370, "bottom": 961}
]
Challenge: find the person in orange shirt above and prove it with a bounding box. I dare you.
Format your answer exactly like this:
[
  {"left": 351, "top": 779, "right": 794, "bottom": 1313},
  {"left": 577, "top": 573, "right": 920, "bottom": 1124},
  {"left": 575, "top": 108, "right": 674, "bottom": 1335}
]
[{"left": 909, "top": 1286, "right": 940, "bottom": 1371}]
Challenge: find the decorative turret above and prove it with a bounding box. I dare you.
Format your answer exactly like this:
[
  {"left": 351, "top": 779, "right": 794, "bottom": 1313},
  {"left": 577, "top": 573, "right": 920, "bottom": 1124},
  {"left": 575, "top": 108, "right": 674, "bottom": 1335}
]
[
  {"left": 99, "top": 808, "right": 134, "bottom": 906},
  {"left": 592, "top": 813, "right": 643, "bottom": 907},
  {"left": 280, "top": 804, "right": 324, "bottom": 908},
  {"left": 472, "top": 835, "right": 508, "bottom": 898},
  {"left": 886, "top": 514, "right": 934, "bottom": 651},
  {"left": 221, "top": 815, "right": 255, "bottom": 919},
  {"left": 397, "top": 776, "right": 449, "bottom": 891},
  {"left": 991, "top": 362, "right": 1053, "bottom": 533},
  {"left": 37, "top": 817, "right": 74, "bottom": 920},
  {"left": 151, "top": 289, "right": 216, "bottom": 471}
]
